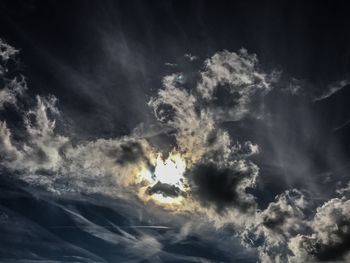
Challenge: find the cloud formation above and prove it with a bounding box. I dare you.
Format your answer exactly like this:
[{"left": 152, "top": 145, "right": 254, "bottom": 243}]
[
  {"left": 189, "top": 160, "right": 258, "bottom": 212},
  {"left": 289, "top": 197, "right": 350, "bottom": 262},
  {"left": 2, "top": 38, "right": 350, "bottom": 262},
  {"left": 0, "top": 39, "right": 26, "bottom": 109}
]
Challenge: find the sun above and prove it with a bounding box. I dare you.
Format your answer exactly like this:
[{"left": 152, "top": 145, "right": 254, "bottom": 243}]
[
  {"left": 138, "top": 152, "right": 189, "bottom": 205},
  {"left": 153, "top": 153, "right": 186, "bottom": 187}
]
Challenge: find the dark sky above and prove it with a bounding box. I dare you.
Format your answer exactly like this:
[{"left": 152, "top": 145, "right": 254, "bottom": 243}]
[
  {"left": 1, "top": 0, "right": 349, "bottom": 76},
  {"left": 1, "top": 0, "right": 350, "bottom": 139}
]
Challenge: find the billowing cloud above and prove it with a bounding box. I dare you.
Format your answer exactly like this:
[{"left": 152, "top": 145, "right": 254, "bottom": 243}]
[
  {"left": 0, "top": 39, "right": 26, "bottom": 109},
  {"left": 289, "top": 197, "right": 350, "bottom": 262},
  {"left": 148, "top": 49, "right": 273, "bottom": 166},
  {"left": 242, "top": 190, "right": 309, "bottom": 262},
  {"left": 197, "top": 49, "right": 272, "bottom": 100},
  {"left": 197, "top": 49, "right": 277, "bottom": 121}
]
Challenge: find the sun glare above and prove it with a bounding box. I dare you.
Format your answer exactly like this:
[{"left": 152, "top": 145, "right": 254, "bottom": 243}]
[
  {"left": 139, "top": 152, "right": 188, "bottom": 205},
  {"left": 153, "top": 153, "right": 186, "bottom": 187}
]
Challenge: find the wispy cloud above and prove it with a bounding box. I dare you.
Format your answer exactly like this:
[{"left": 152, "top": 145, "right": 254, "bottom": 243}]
[{"left": 313, "top": 79, "right": 350, "bottom": 102}]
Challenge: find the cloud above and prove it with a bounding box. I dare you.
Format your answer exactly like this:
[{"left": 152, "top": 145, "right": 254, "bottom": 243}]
[
  {"left": 197, "top": 49, "right": 277, "bottom": 121},
  {"left": 147, "top": 181, "right": 182, "bottom": 198},
  {"left": 0, "top": 42, "right": 272, "bottom": 257},
  {"left": 0, "top": 204, "right": 105, "bottom": 262},
  {"left": 188, "top": 160, "right": 258, "bottom": 213},
  {"left": 149, "top": 49, "right": 273, "bottom": 165},
  {"left": 0, "top": 93, "right": 154, "bottom": 197},
  {"left": 109, "top": 140, "right": 149, "bottom": 166},
  {"left": 289, "top": 197, "right": 350, "bottom": 262},
  {"left": 0, "top": 39, "right": 27, "bottom": 109},
  {"left": 0, "top": 95, "right": 69, "bottom": 173},
  {"left": 241, "top": 192, "right": 350, "bottom": 262},
  {"left": 164, "top": 62, "right": 177, "bottom": 67},
  {"left": 0, "top": 76, "right": 27, "bottom": 109},
  {"left": 241, "top": 190, "right": 309, "bottom": 262},
  {"left": 197, "top": 49, "right": 272, "bottom": 99},
  {"left": 0, "top": 39, "right": 18, "bottom": 62},
  {"left": 146, "top": 49, "right": 277, "bottom": 224},
  {"left": 59, "top": 204, "right": 228, "bottom": 263},
  {"left": 333, "top": 118, "right": 350, "bottom": 132},
  {"left": 6, "top": 39, "right": 350, "bottom": 263},
  {"left": 61, "top": 205, "right": 163, "bottom": 260},
  {"left": 313, "top": 79, "right": 350, "bottom": 102},
  {"left": 232, "top": 141, "right": 260, "bottom": 157},
  {"left": 337, "top": 182, "right": 350, "bottom": 196},
  {"left": 184, "top": 53, "right": 197, "bottom": 61},
  {"left": 0, "top": 42, "right": 155, "bottom": 197},
  {"left": 149, "top": 73, "right": 227, "bottom": 164},
  {"left": 0, "top": 121, "right": 23, "bottom": 164},
  {"left": 278, "top": 77, "right": 306, "bottom": 96}
]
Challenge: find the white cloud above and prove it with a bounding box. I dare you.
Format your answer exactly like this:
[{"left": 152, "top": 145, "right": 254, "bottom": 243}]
[
  {"left": 0, "top": 77, "right": 27, "bottom": 109},
  {"left": 0, "top": 121, "right": 23, "bottom": 164},
  {"left": 0, "top": 39, "right": 27, "bottom": 109},
  {"left": 0, "top": 96, "right": 69, "bottom": 172},
  {"left": 149, "top": 49, "right": 275, "bottom": 163},
  {"left": 0, "top": 39, "right": 18, "bottom": 62},
  {"left": 196, "top": 49, "right": 275, "bottom": 121},
  {"left": 149, "top": 73, "right": 229, "bottom": 164}
]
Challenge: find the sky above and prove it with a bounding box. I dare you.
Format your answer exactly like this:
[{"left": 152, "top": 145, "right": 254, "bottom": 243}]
[{"left": 1, "top": 1, "right": 350, "bottom": 262}]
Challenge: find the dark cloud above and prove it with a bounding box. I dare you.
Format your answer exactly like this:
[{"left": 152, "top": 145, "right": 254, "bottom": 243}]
[
  {"left": 303, "top": 235, "right": 350, "bottom": 262},
  {"left": 147, "top": 181, "right": 182, "bottom": 198},
  {"left": 109, "top": 141, "right": 146, "bottom": 166},
  {"left": 154, "top": 103, "right": 176, "bottom": 124},
  {"left": 188, "top": 162, "right": 257, "bottom": 212},
  {"left": 261, "top": 190, "right": 306, "bottom": 234}
]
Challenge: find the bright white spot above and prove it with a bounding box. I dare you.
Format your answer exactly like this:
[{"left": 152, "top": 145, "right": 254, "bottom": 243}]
[
  {"left": 140, "top": 169, "right": 153, "bottom": 183},
  {"left": 153, "top": 153, "right": 186, "bottom": 187},
  {"left": 139, "top": 152, "right": 188, "bottom": 204},
  {"left": 151, "top": 193, "right": 184, "bottom": 204}
]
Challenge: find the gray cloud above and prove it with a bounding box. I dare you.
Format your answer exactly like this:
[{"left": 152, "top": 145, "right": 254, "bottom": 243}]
[
  {"left": 289, "top": 197, "right": 350, "bottom": 262},
  {"left": 242, "top": 190, "right": 309, "bottom": 262},
  {"left": 188, "top": 160, "right": 258, "bottom": 213},
  {"left": 0, "top": 39, "right": 18, "bottom": 62},
  {"left": 149, "top": 49, "right": 274, "bottom": 166},
  {"left": 313, "top": 79, "right": 350, "bottom": 102},
  {"left": 0, "top": 39, "right": 26, "bottom": 109},
  {"left": 147, "top": 181, "right": 182, "bottom": 198},
  {"left": 197, "top": 49, "right": 278, "bottom": 122}
]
